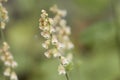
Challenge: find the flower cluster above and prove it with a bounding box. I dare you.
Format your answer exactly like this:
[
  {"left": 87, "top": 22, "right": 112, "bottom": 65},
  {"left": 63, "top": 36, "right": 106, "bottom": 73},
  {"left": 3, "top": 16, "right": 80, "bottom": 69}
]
[
  {"left": 0, "top": 1, "right": 18, "bottom": 80},
  {"left": 0, "top": 0, "right": 8, "bottom": 29},
  {"left": 39, "top": 5, "right": 74, "bottom": 75},
  {"left": 0, "top": 42, "right": 18, "bottom": 80}
]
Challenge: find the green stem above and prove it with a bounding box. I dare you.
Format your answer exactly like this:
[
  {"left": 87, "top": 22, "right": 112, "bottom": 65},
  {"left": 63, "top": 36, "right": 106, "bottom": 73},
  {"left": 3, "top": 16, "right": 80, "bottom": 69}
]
[{"left": 65, "top": 73, "right": 70, "bottom": 80}]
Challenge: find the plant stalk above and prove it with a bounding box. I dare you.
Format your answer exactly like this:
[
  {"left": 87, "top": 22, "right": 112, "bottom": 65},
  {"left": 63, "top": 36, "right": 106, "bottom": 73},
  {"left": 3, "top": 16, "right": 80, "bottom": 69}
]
[{"left": 65, "top": 73, "right": 70, "bottom": 80}]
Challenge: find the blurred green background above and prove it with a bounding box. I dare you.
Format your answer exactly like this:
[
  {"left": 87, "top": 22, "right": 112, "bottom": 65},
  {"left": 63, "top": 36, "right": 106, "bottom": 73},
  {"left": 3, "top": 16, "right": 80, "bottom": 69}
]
[{"left": 1, "top": 0, "right": 120, "bottom": 80}]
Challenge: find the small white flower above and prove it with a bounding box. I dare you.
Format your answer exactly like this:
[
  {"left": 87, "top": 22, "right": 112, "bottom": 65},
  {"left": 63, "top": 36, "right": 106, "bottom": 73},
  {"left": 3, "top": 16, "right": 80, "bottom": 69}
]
[
  {"left": 66, "top": 54, "right": 73, "bottom": 62},
  {"left": 53, "top": 52, "right": 61, "bottom": 58},
  {"left": 41, "top": 14, "right": 46, "bottom": 18},
  {"left": 0, "top": 55, "right": 6, "bottom": 61},
  {"left": 56, "top": 27, "right": 61, "bottom": 32},
  {"left": 49, "top": 5, "right": 57, "bottom": 13},
  {"left": 41, "top": 31, "right": 50, "bottom": 39},
  {"left": 59, "top": 19, "right": 66, "bottom": 26},
  {"left": 11, "top": 61, "right": 18, "bottom": 68},
  {"left": 49, "top": 18, "right": 54, "bottom": 25},
  {"left": 10, "top": 72, "right": 18, "bottom": 80},
  {"left": 3, "top": 42, "right": 9, "bottom": 51},
  {"left": 39, "top": 25, "right": 44, "bottom": 30},
  {"left": 67, "top": 42, "right": 74, "bottom": 49},
  {"left": 58, "top": 10, "right": 67, "bottom": 17},
  {"left": 44, "top": 50, "right": 51, "bottom": 58},
  {"left": 58, "top": 64, "right": 66, "bottom": 75},
  {"left": 4, "top": 67, "right": 11, "bottom": 76},
  {"left": 39, "top": 18, "right": 45, "bottom": 25},
  {"left": 43, "top": 26, "right": 50, "bottom": 31},
  {"left": 4, "top": 60, "right": 11, "bottom": 66},
  {"left": 52, "top": 49, "right": 61, "bottom": 57},
  {"left": 41, "top": 9, "right": 45, "bottom": 13},
  {"left": 50, "top": 27, "right": 55, "bottom": 33},
  {"left": 41, "top": 9, "right": 48, "bottom": 18},
  {"left": 53, "top": 15, "right": 61, "bottom": 24},
  {"left": 64, "top": 26, "right": 71, "bottom": 35},
  {"left": 5, "top": 51, "right": 11, "bottom": 55},
  {"left": 42, "top": 40, "right": 50, "bottom": 49},
  {"left": 63, "top": 36, "right": 69, "bottom": 41},
  {"left": 42, "top": 43, "right": 47, "bottom": 49},
  {"left": 7, "top": 55, "right": 13, "bottom": 60},
  {"left": 52, "top": 35, "right": 58, "bottom": 45},
  {"left": 56, "top": 43, "right": 65, "bottom": 50},
  {"left": 0, "top": 22, "right": 5, "bottom": 29},
  {"left": 60, "top": 56, "right": 69, "bottom": 65}
]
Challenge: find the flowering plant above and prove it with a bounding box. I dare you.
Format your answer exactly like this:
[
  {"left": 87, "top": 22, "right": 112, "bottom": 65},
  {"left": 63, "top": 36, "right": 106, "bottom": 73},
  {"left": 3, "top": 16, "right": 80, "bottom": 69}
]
[
  {"left": 0, "top": 0, "right": 18, "bottom": 80},
  {"left": 39, "top": 5, "right": 74, "bottom": 79}
]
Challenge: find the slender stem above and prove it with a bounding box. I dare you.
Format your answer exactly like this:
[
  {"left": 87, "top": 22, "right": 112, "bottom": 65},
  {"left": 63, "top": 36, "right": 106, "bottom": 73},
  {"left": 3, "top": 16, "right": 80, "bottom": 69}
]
[{"left": 65, "top": 73, "right": 70, "bottom": 80}]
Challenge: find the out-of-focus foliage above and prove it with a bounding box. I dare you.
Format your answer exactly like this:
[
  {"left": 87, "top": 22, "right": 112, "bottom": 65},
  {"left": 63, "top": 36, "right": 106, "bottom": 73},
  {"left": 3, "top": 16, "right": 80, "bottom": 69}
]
[
  {"left": 0, "top": 0, "right": 119, "bottom": 80},
  {"left": 73, "top": 0, "right": 110, "bottom": 16}
]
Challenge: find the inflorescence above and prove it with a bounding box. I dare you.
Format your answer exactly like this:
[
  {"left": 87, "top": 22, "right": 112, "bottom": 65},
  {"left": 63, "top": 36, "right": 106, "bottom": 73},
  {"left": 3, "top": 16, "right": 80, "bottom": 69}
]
[
  {"left": 0, "top": 0, "right": 8, "bottom": 29},
  {"left": 0, "top": 0, "right": 18, "bottom": 80},
  {"left": 39, "top": 5, "right": 74, "bottom": 75},
  {"left": 0, "top": 42, "right": 18, "bottom": 80}
]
